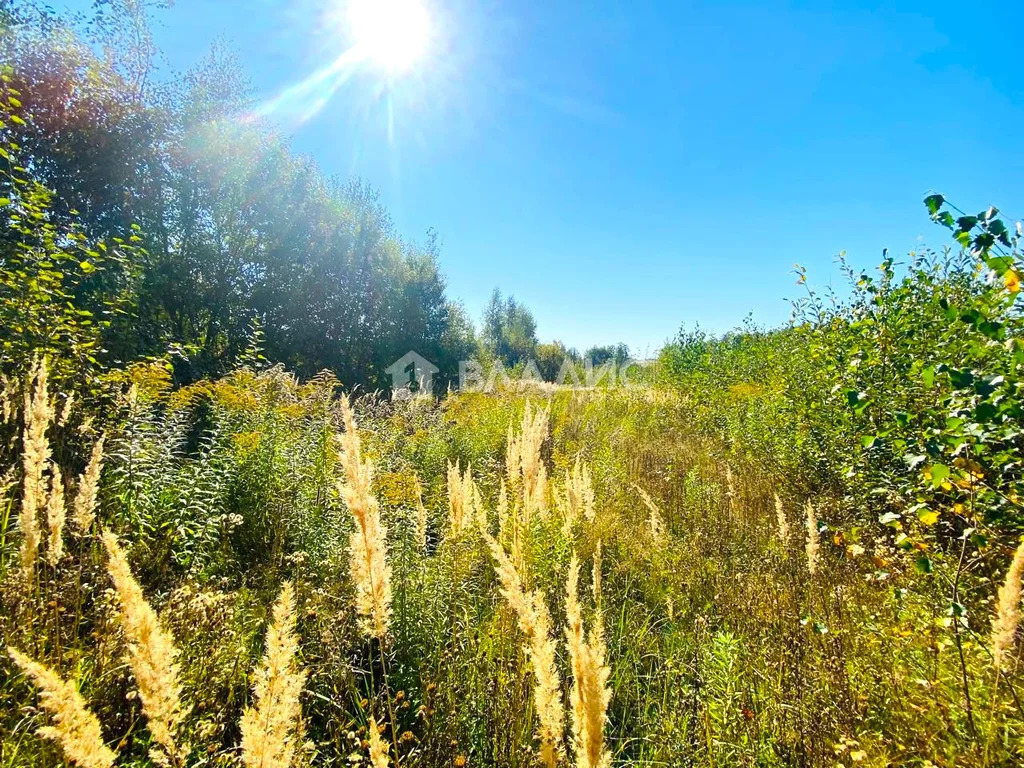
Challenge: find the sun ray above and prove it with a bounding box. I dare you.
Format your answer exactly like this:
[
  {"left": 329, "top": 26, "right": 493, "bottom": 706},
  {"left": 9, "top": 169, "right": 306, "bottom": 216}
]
[
  {"left": 245, "top": 47, "right": 361, "bottom": 125},
  {"left": 244, "top": 0, "right": 432, "bottom": 128}
]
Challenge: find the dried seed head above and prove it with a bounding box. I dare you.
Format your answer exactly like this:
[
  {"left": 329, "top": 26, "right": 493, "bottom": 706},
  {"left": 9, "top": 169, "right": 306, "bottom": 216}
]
[
  {"left": 20, "top": 358, "right": 52, "bottom": 580},
  {"left": 74, "top": 435, "right": 105, "bottom": 533},
  {"left": 565, "top": 554, "right": 612, "bottom": 768},
  {"left": 774, "top": 493, "right": 790, "bottom": 543},
  {"left": 45, "top": 464, "right": 65, "bottom": 566},
  {"left": 993, "top": 541, "right": 1024, "bottom": 670},
  {"left": 805, "top": 501, "right": 820, "bottom": 575},
  {"left": 103, "top": 532, "right": 187, "bottom": 765},
  {"left": 507, "top": 402, "right": 551, "bottom": 521},
  {"left": 560, "top": 456, "right": 596, "bottom": 536},
  {"left": 634, "top": 484, "right": 666, "bottom": 542},
  {"left": 486, "top": 533, "right": 564, "bottom": 767},
  {"left": 8, "top": 647, "right": 116, "bottom": 768},
  {"left": 57, "top": 392, "right": 75, "bottom": 427},
  {"left": 337, "top": 396, "right": 392, "bottom": 640},
  {"left": 240, "top": 582, "right": 306, "bottom": 768},
  {"left": 367, "top": 717, "right": 389, "bottom": 768},
  {"left": 446, "top": 460, "right": 480, "bottom": 535}
]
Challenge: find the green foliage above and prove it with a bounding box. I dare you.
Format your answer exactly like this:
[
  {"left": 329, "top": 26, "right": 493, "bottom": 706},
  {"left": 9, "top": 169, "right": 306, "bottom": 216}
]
[
  {"left": 584, "top": 343, "right": 629, "bottom": 367},
  {"left": 654, "top": 196, "right": 1024, "bottom": 766},
  {"left": 482, "top": 287, "right": 539, "bottom": 367},
  {"left": 0, "top": 65, "right": 140, "bottom": 389},
  {"left": 0, "top": 5, "right": 474, "bottom": 389}
]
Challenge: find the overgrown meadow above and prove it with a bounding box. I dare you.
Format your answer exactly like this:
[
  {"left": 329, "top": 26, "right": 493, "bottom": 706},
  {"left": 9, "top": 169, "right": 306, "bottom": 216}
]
[
  {"left": 3, "top": 3, "right": 1024, "bottom": 766},
  {"left": 4, "top": 236, "right": 1024, "bottom": 768}
]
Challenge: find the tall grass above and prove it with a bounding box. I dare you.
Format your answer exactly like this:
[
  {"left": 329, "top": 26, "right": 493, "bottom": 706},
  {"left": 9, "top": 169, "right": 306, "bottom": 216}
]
[
  {"left": 338, "top": 395, "right": 393, "bottom": 641},
  {"left": 18, "top": 358, "right": 50, "bottom": 580},
  {"left": 1, "top": 364, "right": 1023, "bottom": 767},
  {"left": 7, "top": 647, "right": 116, "bottom": 768},
  {"left": 240, "top": 581, "right": 306, "bottom": 768}
]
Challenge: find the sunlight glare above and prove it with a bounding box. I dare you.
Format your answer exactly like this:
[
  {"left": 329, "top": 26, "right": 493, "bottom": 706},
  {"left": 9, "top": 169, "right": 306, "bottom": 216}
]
[{"left": 348, "top": 0, "right": 432, "bottom": 75}]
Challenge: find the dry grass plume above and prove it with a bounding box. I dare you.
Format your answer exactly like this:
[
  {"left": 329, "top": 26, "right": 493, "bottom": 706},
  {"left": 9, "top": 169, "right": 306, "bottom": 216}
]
[
  {"left": 103, "top": 532, "right": 187, "bottom": 766},
  {"left": 805, "top": 501, "right": 819, "bottom": 575},
  {"left": 485, "top": 533, "right": 564, "bottom": 767},
  {"left": 240, "top": 581, "right": 307, "bottom": 768},
  {"left": 8, "top": 647, "right": 117, "bottom": 768},
  {"left": 565, "top": 554, "right": 612, "bottom": 768},
  {"left": 45, "top": 463, "right": 65, "bottom": 566},
  {"left": 992, "top": 540, "right": 1024, "bottom": 670},
  {"left": 367, "top": 716, "right": 390, "bottom": 768},
  {"left": 337, "top": 396, "right": 393, "bottom": 640},
  {"left": 774, "top": 493, "right": 790, "bottom": 543},
  {"left": 19, "top": 358, "right": 51, "bottom": 579},
  {"left": 634, "top": 484, "right": 666, "bottom": 542},
  {"left": 447, "top": 460, "right": 481, "bottom": 535},
  {"left": 73, "top": 434, "right": 105, "bottom": 533}
]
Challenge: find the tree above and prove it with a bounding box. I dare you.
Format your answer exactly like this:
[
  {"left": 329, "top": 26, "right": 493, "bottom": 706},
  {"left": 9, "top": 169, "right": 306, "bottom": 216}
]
[
  {"left": 481, "top": 288, "right": 538, "bottom": 367},
  {"left": 436, "top": 301, "right": 479, "bottom": 390},
  {"left": 535, "top": 341, "right": 574, "bottom": 382},
  {"left": 0, "top": 66, "right": 141, "bottom": 389},
  {"left": 1, "top": 1, "right": 470, "bottom": 390},
  {"left": 584, "top": 343, "right": 630, "bottom": 367}
]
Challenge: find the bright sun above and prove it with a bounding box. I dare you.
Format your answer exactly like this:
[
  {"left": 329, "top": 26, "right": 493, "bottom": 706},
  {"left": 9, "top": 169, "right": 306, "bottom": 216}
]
[{"left": 347, "top": 0, "right": 432, "bottom": 75}]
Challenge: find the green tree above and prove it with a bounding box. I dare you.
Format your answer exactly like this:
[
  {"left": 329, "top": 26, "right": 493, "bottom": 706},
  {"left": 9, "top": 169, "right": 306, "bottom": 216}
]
[
  {"left": 535, "top": 340, "right": 574, "bottom": 382},
  {"left": 482, "top": 288, "right": 538, "bottom": 367},
  {"left": 1, "top": 1, "right": 469, "bottom": 389},
  {"left": 585, "top": 343, "right": 630, "bottom": 366},
  {"left": 0, "top": 65, "right": 141, "bottom": 389}
]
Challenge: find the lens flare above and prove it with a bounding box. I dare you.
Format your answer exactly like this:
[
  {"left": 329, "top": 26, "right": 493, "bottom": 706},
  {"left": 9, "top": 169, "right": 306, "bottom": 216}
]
[
  {"left": 348, "top": 0, "right": 431, "bottom": 74},
  {"left": 246, "top": 0, "right": 439, "bottom": 135}
]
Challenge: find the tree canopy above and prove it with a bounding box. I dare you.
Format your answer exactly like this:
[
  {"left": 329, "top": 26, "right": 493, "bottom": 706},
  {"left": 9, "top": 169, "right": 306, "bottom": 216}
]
[{"left": 0, "top": 0, "right": 468, "bottom": 388}]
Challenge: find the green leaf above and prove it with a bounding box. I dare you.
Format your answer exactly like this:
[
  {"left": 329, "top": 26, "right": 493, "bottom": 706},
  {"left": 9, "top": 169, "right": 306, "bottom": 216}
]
[
  {"left": 985, "top": 255, "right": 1014, "bottom": 274},
  {"left": 925, "top": 193, "right": 945, "bottom": 216},
  {"left": 915, "top": 555, "right": 934, "bottom": 574},
  {"left": 974, "top": 232, "right": 995, "bottom": 252},
  {"left": 948, "top": 368, "right": 974, "bottom": 389},
  {"left": 957, "top": 215, "right": 979, "bottom": 232},
  {"left": 930, "top": 463, "right": 950, "bottom": 487},
  {"left": 989, "top": 218, "right": 1011, "bottom": 245},
  {"left": 917, "top": 508, "right": 939, "bottom": 526}
]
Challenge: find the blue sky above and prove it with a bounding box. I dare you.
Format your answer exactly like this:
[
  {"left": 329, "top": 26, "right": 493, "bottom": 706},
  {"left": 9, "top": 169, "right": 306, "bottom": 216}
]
[{"left": 61, "top": 0, "right": 1024, "bottom": 355}]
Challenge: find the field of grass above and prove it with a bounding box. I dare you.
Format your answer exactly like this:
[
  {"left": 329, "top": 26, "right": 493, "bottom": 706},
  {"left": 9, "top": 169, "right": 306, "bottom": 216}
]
[
  {"left": 1, "top": 351, "right": 1023, "bottom": 768},
  {"left": 2, "top": 3, "right": 1024, "bottom": 766}
]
